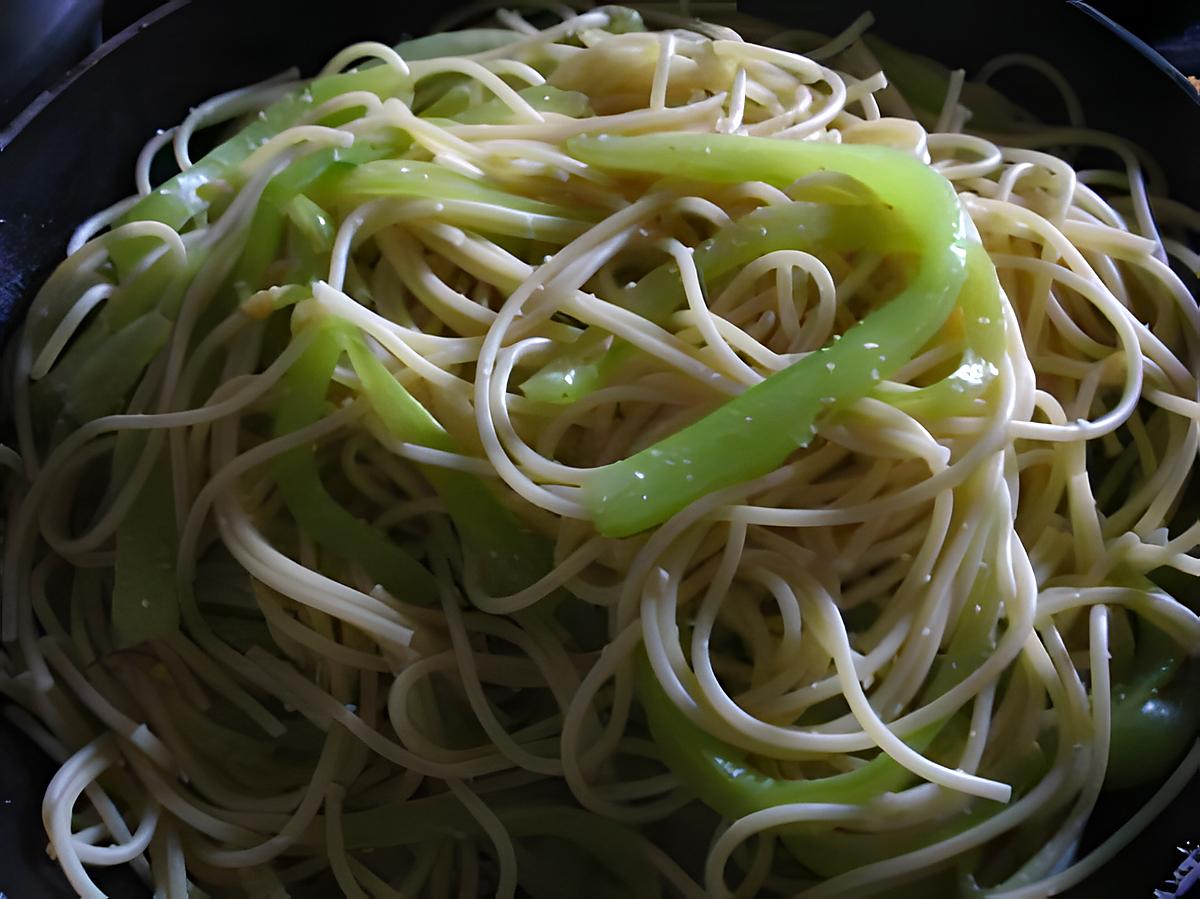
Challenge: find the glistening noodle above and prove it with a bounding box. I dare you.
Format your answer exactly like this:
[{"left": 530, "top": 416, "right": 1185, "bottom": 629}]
[{"left": 2, "top": 4, "right": 1199, "bottom": 898}]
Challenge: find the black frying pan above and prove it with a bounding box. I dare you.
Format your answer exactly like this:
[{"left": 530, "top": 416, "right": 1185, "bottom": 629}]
[{"left": 0, "top": 1, "right": 1197, "bottom": 896}]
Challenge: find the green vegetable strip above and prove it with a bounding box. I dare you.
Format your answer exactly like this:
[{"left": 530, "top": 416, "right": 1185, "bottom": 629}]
[
  {"left": 232, "top": 142, "right": 399, "bottom": 295},
  {"left": 337, "top": 795, "right": 659, "bottom": 899},
  {"left": 402, "top": 30, "right": 527, "bottom": 120},
  {"left": 348, "top": 334, "right": 604, "bottom": 647},
  {"left": 33, "top": 243, "right": 195, "bottom": 424},
  {"left": 569, "top": 133, "right": 975, "bottom": 537},
  {"left": 781, "top": 732, "right": 1051, "bottom": 878},
  {"left": 36, "top": 242, "right": 212, "bottom": 435},
  {"left": 49, "top": 51, "right": 578, "bottom": 434},
  {"left": 113, "top": 25, "right": 524, "bottom": 256},
  {"left": 520, "top": 328, "right": 612, "bottom": 405},
  {"left": 863, "top": 36, "right": 1033, "bottom": 132},
  {"left": 270, "top": 325, "right": 436, "bottom": 604},
  {"left": 280, "top": 194, "right": 337, "bottom": 287},
  {"left": 885, "top": 244, "right": 1005, "bottom": 417},
  {"left": 1105, "top": 612, "right": 1200, "bottom": 789},
  {"left": 635, "top": 653, "right": 941, "bottom": 821},
  {"left": 521, "top": 201, "right": 914, "bottom": 405},
  {"left": 637, "top": 518, "right": 1006, "bottom": 855},
  {"left": 234, "top": 204, "right": 287, "bottom": 296},
  {"left": 286, "top": 195, "right": 335, "bottom": 252},
  {"left": 115, "top": 66, "right": 409, "bottom": 249},
  {"left": 333, "top": 160, "right": 586, "bottom": 218},
  {"left": 443, "top": 84, "right": 591, "bottom": 125},
  {"left": 784, "top": 797, "right": 1001, "bottom": 878},
  {"left": 862, "top": 37, "right": 952, "bottom": 118},
  {"left": 60, "top": 311, "right": 174, "bottom": 424},
  {"left": 99, "top": 119, "right": 395, "bottom": 356},
  {"left": 778, "top": 549, "right": 1009, "bottom": 873},
  {"left": 344, "top": 337, "right": 554, "bottom": 598},
  {"left": 623, "top": 203, "right": 909, "bottom": 324},
  {"left": 419, "top": 73, "right": 587, "bottom": 122},
  {"left": 112, "top": 452, "right": 179, "bottom": 648},
  {"left": 323, "top": 159, "right": 594, "bottom": 242},
  {"left": 417, "top": 80, "right": 479, "bottom": 119},
  {"left": 101, "top": 251, "right": 183, "bottom": 331},
  {"left": 396, "top": 29, "right": 523, "bottom": 62}
]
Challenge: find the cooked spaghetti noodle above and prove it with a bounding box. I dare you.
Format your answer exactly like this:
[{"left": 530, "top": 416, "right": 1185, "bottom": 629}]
[{"left": 2, "top": 5, "right": 1199, "bottom": 898}]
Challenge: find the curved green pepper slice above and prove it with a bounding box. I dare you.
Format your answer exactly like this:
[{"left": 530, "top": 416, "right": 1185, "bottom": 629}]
[
  {"left": 1105, "top": 618, "right": 1200, "bottom": 789},
  {"left": 567, "top": 133, "right": 980, "bottom": 537},
  {"left": 270, "top": 323, "right": 437, "bottom": 604}
]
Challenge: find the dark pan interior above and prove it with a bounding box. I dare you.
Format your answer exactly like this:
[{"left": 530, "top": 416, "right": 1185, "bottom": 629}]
[{"left": 0, "top": 1, "right": 1196, "bottom": 896}]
